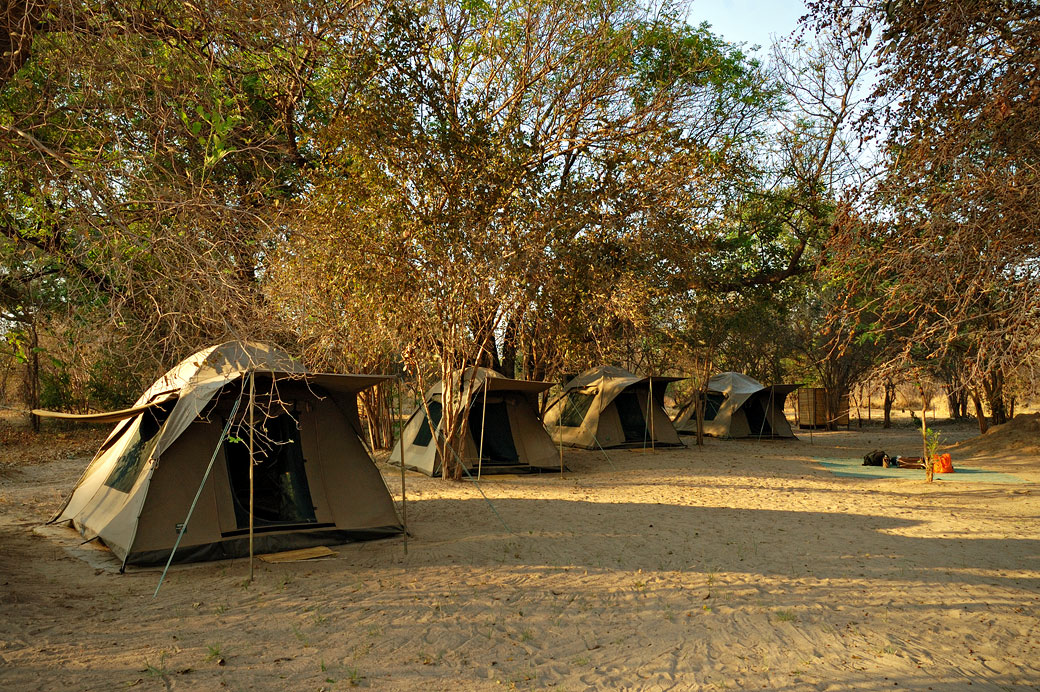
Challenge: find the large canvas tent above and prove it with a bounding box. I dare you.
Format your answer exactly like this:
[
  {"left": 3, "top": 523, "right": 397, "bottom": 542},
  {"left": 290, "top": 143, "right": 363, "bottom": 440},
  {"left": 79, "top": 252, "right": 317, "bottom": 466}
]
[
  {"left": 543, "top": 366, "right": 684, "bottom": 449},
  {"left": 389, "top": 367, "right": 558, "bottom": 476},
  {"left": 672, "top": 372, "right": 800, "bottom": 439},
  {"left": 40, "top": 342, "right": 403, "bottom": 568}
]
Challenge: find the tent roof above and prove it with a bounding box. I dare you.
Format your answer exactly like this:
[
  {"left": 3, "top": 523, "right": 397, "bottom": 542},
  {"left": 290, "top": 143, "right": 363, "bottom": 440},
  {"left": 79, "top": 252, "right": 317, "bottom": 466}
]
[
  {"left": 482, "top": 376, "right": 554, "bottom": 394},
  {"left": 133, "top": 341, "right": 305, "bottom": 407},
  {"left": 708, "top": 371, "right": 765, "bottom": 396},
  {"left": 287, "top": 372, "right": 393, "bottom": 395},
  {"left": 427, "top": 367, "right": 554, "bottom": 400},
  {"left": 562, "top": 365, "right": 684, "bottom": 391},
  {"left": 707, "top": 372, "right": 802, "bottom": 398},
  {"left": 33, "top": 344, "right": 391, "bottom": 421},
  {"left": 37, "top": 342, "right": 392, "bottom": 463}
]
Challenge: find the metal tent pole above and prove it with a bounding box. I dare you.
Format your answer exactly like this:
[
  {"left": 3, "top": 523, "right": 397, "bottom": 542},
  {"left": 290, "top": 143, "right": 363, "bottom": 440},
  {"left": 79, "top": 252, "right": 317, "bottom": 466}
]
[
  {"left": 248, "top": 370, "right": 255, "bottom": 583},
  {"left": 154, "top": 394, "right": 242, "bottom": 598},
  {"left": 564, "top": 392, "right": 617, "bottom": 471},
  {"left": 397, "top": 378, "right": 408, "bottom": 556},
  {"left": 558, "top": 405, "right": 564, "bottom": 477},
  {"left": 649, "top": 377, "right": 656, "bottom": 453},
  {"left": 442, "top": 431, "right": 513, "bottom": 534},
  {"left": 477, "top": 381, "right": 488, "bottom": 480}
]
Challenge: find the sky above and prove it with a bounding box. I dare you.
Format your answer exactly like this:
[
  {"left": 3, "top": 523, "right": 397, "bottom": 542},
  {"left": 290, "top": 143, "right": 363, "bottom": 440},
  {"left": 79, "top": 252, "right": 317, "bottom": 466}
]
[{"left": 685, "top": 0, "right": 809, "bottom": 56}]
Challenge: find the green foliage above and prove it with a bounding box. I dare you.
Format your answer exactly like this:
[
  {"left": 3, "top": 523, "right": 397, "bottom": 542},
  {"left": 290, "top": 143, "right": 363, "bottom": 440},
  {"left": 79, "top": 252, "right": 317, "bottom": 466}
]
[
  {"left": 0, "top": 0, "right": 852, "bottom": 423},
  {"left": 86, "top": 358, "right": 143, "bottom": 410},
  {"left": 38, "top": 367, "right": 75, "bottom": 411},
  {"left": 925, "top": 427, "right": 942, "bottom": 461}
]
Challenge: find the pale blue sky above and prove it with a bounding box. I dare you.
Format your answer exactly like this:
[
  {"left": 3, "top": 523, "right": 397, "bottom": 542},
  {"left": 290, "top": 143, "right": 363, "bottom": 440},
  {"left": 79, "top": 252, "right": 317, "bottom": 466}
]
[{"left": 685, "top": 0, "right": 808, "bottom": 55}]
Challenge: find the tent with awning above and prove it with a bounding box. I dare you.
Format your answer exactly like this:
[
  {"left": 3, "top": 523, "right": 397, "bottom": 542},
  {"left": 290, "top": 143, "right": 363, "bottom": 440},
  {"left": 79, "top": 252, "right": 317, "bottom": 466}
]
[
  {"left": 39, "top": 342, "right": 402, "bottom": 568},
  {"left": 542, "top": 366, "right": 684, "bottom": 449},
  {"left": 672, "top": 372, "right": 800, "bottom": 439},
  {"left": 389, "top": 367, "right": 558, "bottom": 477}
]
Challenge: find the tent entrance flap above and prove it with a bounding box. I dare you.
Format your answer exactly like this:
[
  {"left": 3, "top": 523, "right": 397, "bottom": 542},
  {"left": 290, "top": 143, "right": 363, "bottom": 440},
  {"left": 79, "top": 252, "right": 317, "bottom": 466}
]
[
  {"left": 613, "top": 390, "right": 648, "bottom": 443},
  {"left": 412, "top": 400, "right": 442, "bottom": 447},
  {"left": 225, "top": 412, "right": 316, "bottom": 529},
  {"left": 704, "top": 392, "right": 725, "bottom": 421},
  {"left": 468, "top": 399, "right": 519, "bottom": 465},
  {"left": 745, "top": 396, "right": 774, "bottom": 437}
]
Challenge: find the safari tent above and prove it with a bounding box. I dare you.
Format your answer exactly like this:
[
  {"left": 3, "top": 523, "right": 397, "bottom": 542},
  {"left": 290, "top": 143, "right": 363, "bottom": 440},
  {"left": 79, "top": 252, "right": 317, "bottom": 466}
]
[
  {"left": 542, "top": 366, "right": 684, "bottom": 449},
  {"left": 672, "top": 372, "right": 800, "bottom": 439},
  {"left": 40, "top": 342, "right": 403, "bottom": 568},
  {"left": 389, "top": 367, "right": 558, "bottom": 476}
]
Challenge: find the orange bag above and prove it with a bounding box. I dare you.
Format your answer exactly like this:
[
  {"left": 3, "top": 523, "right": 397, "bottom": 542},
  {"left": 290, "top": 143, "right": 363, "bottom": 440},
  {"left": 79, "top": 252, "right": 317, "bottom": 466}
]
[{"left": 932, "top": 453, "right": 954, "bottom": 474}]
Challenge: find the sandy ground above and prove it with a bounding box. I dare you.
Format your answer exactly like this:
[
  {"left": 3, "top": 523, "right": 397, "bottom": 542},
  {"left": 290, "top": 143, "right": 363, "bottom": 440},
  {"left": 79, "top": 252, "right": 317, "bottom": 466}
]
[{"left": 1, "top": 418, "right": 1038, "bottom": 691}]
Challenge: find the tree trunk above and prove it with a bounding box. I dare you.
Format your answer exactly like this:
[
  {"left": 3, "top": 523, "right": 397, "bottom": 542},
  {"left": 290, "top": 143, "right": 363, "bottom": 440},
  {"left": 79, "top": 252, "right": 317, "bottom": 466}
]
[
  {"left": 825, "top": 387, "right": 845, "bottom": 431},
  {"left": 955, "top": 390, "right": 968, "bottom": 419},
  {"left": 500, "top": 317, "right": 518, "bottom": 379},
  {"left": 981, "top": 368, "right": 1008, "bottom": 426},
  {"left": 970, "top": 388, "right": 988, "bottom": 434},
  {"left": 359, "top": 382, "right": 395, "bottom": 449},
  {"left": 945, "top": 388, "right": 960, "bottom": 420},
  {"left": 918, "top": 382, "right": 933, "bottom": 483},
  {"left": 855, "top": 385, "right": 862, "bottom": 428},
  {"left": 882, "top": 378, "right": 895, "bottom": 429},
  {"left": 694, "top": 356, "right": 713, "bottom": 447},
  {"left": 28, "top": 320, "right": 40, "bottom": 433}
]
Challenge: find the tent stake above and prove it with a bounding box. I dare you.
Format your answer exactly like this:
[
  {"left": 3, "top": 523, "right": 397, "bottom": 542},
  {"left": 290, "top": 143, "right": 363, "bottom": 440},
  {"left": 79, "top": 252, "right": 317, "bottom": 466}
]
[
  {"left": 248, "top": 370, "right": 255, "bottom": 583},
  {"left": 154, "top": 394, "right": 242, "bottom": 598},
  {"left": 397, "top": 378, "right": 408, "bottom": 556}
]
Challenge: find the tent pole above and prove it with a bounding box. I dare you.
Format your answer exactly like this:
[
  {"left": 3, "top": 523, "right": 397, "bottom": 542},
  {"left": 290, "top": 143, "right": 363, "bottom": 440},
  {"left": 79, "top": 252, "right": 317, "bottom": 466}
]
[
  {"left": 757, "top": 389, "right": 768, "bottom": 440},
  {"left": 248, "top": 369, "right": 255, "bottom": 583},
  {"left": 649, "top": 377, "right": 656, "bottom": 453},
  {"left": 564, "top": 392, "right": 617, "bottom": 471},
  {"left": 642, "top": 381, "right": 649, "bottom": 450},
  {"left": 442, "top": 430, "right": 513, "bottom": 534},
  {"left": 397, "top": 377, "right": 408, "bottom": 556},
  {"left": 477, "top": 381, "right": 488, "bottom": 480},
  {"left": 809, "top": 391, "right": 814, "bottom": 444},
  {"left": 154, "top": 394, "right": 242, "bottom": 598},
  {"left": 558, "top": 407, "right": 564, "bottom": 477},
  {"left": 765, "top": 390, "right": 772, "bottom": 439}
]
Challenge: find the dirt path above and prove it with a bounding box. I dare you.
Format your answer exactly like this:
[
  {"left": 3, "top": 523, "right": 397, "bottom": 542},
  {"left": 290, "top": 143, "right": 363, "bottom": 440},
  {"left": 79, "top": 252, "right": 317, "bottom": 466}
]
[{"left": 1, "top": 423, "right": 1038, "bottom": 690}]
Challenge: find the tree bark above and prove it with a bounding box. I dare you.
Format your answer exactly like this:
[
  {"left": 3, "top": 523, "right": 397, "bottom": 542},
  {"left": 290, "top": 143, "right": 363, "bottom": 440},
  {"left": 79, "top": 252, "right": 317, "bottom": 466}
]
[
  {"left": 970, "top": 388, "right": 988, "bottom": 434},
  {"left": 27, "top": 318, "right": 40, "bottom": 433},
  {"left": 500, "top": 317, "right": 517, "bottom": 378},
  {"left": 982, "top": 367, "right": 1008, "bottom": 426},
  {"left": 945, "top": 388, "right": 960, "bottom": 420},
  {"left": 919, "top": 383, "right": 932, "bottom": 483},
  {"left": 882, "top": 378, "right": 895, "bottom": 429},
  {"left": 825, "top": 387, "right": 846, "bottom": 431}
]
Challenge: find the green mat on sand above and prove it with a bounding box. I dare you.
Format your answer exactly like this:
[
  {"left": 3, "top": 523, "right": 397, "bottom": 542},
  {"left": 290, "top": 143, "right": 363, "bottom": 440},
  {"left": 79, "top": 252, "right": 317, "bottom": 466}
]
[{"left": 813, "top": 457, "right": 1026, "bottom": 484}]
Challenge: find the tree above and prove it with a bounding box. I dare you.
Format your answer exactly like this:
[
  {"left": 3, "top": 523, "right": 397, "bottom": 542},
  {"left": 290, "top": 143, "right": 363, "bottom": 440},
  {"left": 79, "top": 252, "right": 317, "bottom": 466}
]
[
  {"left": 1, "top": 1, "right": 380, "bottom": 393},
  {"left": 279, "top": 0, "right": 782, "bottom": 477},
  {"left": 808, "top": 0, "right": 1040, "bottom": 418}
]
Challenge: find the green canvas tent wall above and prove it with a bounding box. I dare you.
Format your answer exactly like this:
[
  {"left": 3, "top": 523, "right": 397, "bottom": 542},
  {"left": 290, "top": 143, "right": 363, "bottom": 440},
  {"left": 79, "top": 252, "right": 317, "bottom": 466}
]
[
  {"left": 672, "top": 371, "right": 800, "bottom": 439},
  {"left": 40, "top": 342, "right": 402, "bottom": 567},
  {"left": 389, "top": 367, "right": 557, "bottom": 476},
  {"left": 542, "top": 366, "right": 684, "bottom": 449}
]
